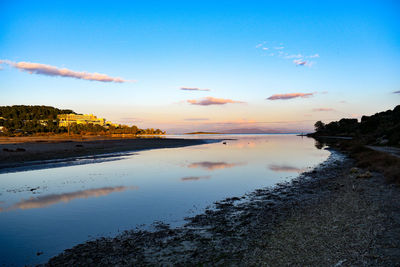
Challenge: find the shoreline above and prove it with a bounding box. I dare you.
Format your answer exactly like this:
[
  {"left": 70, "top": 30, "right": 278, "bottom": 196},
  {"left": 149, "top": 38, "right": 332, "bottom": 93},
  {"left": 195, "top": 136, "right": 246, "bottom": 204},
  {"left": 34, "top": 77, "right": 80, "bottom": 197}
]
[
  {"left": 46, "top": 148, "right": 400, "bottom": 266},
  {"left": 0, "top": 137, "right": 216, "bottom": 173}
]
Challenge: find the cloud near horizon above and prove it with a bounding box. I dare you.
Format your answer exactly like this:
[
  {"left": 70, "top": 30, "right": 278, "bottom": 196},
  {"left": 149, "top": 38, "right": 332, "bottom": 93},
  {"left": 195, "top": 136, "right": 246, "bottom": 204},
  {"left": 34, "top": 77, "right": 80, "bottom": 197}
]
[
  {"left": 180, "top": 87, "right": 210, "bottom": 91},
  {"left": 267, "top": 92, "right": 314, "bottom": 100},
  {"left": 393, "top": 90, "right": 400, "bottom": 94},
  {"left": 0, "top": 60, "right": 130, "bottom": 83},
  {"left": 184, "top": 118, "right": 210, "bottom": 121},
  {"left": 312, "top": 108, "right": 335, "bottom": 112},
  {"left": 187, "top": 96, "right": 244, "bottom": 106}
]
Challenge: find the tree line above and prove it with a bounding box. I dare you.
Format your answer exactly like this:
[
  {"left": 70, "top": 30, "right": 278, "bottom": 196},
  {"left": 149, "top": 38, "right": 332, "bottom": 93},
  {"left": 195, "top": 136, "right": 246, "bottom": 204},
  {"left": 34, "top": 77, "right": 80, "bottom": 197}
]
[
  {"left": 312, "top": 105, "right": 400, "bottom": 146},
  {"left": 0, "top": 105, "right": 165, "bottom": 136}
]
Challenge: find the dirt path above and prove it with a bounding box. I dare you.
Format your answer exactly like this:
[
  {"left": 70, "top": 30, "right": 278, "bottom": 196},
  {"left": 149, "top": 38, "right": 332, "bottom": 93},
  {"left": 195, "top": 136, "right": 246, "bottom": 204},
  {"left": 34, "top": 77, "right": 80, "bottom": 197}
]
[{"left": 367, "top": 145, "right": 400, "bottom": 158}]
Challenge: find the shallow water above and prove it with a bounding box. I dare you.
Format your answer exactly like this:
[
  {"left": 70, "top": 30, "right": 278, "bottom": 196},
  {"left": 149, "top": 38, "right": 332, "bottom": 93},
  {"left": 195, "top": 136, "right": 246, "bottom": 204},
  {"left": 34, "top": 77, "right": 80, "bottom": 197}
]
[{"left": 0, "top": 134, "right": 329, "bottom": 266}]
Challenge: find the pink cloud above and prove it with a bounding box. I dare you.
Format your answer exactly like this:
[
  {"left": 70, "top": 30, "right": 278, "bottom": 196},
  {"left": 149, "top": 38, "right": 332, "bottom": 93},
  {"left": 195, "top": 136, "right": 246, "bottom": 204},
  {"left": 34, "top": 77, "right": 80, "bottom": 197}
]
[
  {"left": 180, "top": 87, "right": 210, "bottom": 91},
  {"left": 0, "top": 60, "right": 130, "bottom": 83},
  {"left": 267, "top": 92, "right": 314, "bottom": 100},
  {"left": 184, "top": 118, "right": 209, "bottom": 121},
  {"left": 187, "top": 96, "right": 244, "bottom": 106},
  {"left": 312, "top": 108, "right": 335, "bottom": 112},
  {"left": 293, "top": 59, "right": 307, "bottom": 66}
]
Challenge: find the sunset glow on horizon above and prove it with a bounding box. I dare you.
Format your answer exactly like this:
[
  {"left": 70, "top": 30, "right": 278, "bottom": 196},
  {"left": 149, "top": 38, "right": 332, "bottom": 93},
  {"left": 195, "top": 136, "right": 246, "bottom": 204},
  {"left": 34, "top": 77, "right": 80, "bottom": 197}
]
[{"left": 1, "top": 1, "right": 399, "bottom": 133}]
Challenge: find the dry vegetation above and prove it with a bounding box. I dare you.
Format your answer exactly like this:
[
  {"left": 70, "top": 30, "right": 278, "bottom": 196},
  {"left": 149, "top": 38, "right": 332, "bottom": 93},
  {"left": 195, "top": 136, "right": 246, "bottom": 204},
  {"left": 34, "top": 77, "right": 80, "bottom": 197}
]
[{"left": 333, "top": 141, "right": 400, "bottom": 184}]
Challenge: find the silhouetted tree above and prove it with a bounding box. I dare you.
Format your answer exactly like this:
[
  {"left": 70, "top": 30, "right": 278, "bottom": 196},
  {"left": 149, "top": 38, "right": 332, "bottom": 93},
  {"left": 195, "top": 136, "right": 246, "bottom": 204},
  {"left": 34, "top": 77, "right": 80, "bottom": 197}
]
[{"left": 314, "top": 121, "right": 325, "bottom": 132}]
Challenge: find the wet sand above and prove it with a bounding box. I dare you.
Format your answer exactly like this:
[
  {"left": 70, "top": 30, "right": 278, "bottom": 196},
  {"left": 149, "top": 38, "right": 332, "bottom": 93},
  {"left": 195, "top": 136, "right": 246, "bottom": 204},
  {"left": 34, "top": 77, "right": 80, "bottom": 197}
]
[
  {"left": 46, "top": 150, "right": 400, "bottom": 266},
  {"left": 0, "top": 137, "right": 210, "bottom": 172}
]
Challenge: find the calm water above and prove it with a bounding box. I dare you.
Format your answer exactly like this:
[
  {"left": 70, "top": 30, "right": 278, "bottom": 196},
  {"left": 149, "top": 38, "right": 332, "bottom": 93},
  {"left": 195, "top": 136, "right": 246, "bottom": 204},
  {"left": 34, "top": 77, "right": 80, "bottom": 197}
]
[{"left": 0, "top": 134, "right": 329, "bottom": 266}]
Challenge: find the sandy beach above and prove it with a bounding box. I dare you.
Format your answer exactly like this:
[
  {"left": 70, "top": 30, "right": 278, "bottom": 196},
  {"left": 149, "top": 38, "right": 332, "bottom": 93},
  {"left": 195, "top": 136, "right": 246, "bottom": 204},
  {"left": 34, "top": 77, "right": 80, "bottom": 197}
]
[{"left": 0, "top": 136, "right": 210, "bottom": 172}]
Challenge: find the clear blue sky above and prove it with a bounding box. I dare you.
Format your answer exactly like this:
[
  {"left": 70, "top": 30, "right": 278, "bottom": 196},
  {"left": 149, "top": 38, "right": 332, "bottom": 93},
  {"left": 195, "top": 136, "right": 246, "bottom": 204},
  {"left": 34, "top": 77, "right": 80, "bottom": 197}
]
[{"left": 1, "top": 0, "right": 399, "bottom": 133}]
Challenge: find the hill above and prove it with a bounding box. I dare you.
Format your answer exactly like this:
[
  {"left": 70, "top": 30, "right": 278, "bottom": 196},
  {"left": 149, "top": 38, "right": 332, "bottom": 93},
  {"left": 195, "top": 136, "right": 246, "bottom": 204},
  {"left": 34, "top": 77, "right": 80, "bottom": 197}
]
[{"left": 0, "top": 105, "right": 165, "bottom": 136}]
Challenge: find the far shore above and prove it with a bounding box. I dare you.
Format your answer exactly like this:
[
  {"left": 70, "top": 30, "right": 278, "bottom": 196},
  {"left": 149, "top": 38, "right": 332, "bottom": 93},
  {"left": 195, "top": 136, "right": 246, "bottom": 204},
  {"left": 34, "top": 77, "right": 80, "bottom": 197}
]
[{"left": 0, "top": 136, "right": 215, "bottom": 172}]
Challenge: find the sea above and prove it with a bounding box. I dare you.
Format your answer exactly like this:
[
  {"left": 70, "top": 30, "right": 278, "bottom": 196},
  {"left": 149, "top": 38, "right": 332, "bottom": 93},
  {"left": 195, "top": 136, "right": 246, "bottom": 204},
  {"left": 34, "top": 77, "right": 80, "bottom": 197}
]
[{"left": 0, "top": 134, "right": 330, "bottom": 266}]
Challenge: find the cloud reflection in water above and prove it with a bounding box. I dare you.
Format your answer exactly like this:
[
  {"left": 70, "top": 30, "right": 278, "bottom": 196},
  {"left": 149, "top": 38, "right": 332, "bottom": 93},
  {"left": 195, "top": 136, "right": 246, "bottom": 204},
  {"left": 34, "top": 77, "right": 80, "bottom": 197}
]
[
  {"left": 188, "top": 161, "right": 243, "bottom": 170},
  {"left": 180, "top": 175, "right": 211, "bottom": 182},
  {"left": 3, "top": 186, "right": 138, "bottom": 211},
  {"left": 269, "top": 164, "right": 305, "bottom": 173}
]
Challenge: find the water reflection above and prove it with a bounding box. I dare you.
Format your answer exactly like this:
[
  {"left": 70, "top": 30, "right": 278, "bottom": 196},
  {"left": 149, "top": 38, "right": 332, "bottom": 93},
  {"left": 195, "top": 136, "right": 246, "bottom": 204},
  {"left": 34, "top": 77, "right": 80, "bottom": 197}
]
[
  {"left": 2, "top": 186, "right": 137, "bottom": 211},
  {"left": 188, "top": 161, "right": 244, "bottom": 170},
  {"left": 180, "top": 175, "right": 211, "bottom": 182},
  {"left": 0, "top": 134, "right": 330, "bottom": 266},
  {"left": 314, "top": 139, "right": 326, "bottom": 149},
  {"left": 231, "top": 141, "right": 257, "bottom": 148},
  {"left": 268, "top": 164, "right": 305, "bottom": 173}
]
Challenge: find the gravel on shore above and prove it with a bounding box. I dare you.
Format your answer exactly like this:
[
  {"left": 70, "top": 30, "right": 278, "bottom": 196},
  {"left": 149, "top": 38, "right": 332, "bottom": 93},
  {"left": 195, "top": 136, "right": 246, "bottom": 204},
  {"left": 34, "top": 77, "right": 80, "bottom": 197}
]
[{"left": 46, "top": 149, "right": 400, "bottom": 266}]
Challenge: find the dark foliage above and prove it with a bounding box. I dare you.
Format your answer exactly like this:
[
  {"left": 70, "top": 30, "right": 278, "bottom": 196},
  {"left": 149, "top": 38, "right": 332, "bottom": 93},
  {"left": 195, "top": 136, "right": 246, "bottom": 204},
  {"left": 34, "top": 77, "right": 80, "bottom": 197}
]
[
  {"left": 0, "top": 105, "right": 165, "bottom": 136},
  {"left": 312, "top": 105, "right": 400, "bottom": 146},
  {"left": 0, "top": 105, "right": 75, "bottom": 135}
]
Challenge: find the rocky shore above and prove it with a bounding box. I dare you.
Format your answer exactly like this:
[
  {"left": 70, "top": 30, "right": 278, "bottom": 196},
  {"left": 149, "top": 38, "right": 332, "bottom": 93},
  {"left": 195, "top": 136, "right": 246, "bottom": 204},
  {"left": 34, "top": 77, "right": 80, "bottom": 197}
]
[{"left": 47, "top": 149, "right": 400, "bottom": 266}]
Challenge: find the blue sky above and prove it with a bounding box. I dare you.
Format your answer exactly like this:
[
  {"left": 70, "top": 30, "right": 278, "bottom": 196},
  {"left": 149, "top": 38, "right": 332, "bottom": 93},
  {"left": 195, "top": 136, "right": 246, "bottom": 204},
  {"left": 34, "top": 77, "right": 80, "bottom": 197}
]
[{"left": 1, "top": 0, "right": 399, "bottom": 133}]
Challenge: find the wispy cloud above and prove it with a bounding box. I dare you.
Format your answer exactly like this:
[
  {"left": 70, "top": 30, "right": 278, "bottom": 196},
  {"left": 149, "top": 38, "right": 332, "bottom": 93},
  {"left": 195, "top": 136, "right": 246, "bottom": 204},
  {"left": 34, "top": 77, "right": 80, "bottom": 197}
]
[
  {"left": 0, "top": 60, "right": 131, "bottom": 83},
  {"left": 187, "top": 96, "right": 244, "bottom": 106},
  {"left": 255, "top": 43, "right": 318, "bottom": 67},
  {"left": 181, "top": 175, "right": 211, "bottom": 182},
  {"left": 284, "top": 54, "right": 303, "bottom": 59},
  {"left": 393, "top": 90, "right": 400, "bottom": 94},
  {"left": 293, "top": 59, "right": 315, "bottom": 67},
  {"left": 184, "top": 118, "right": 210, "bottom": 121},
  {"left": 308, "top": 54, "right": 320, "bottom": 58},
  {"left": 267, "top": 92, "right": 314, "bottom": 100},
  {"left": 180, "top": 87, "right": 210, "bottom": 91},
  {"left": 188, "top": 161, "right": 242, "bottom": 170},
  {"left": 312, "top": 108, "right": 335, "bottom": 112},
  {"left": 293, "top": 59, "right": 307, "bottom": 66}
]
